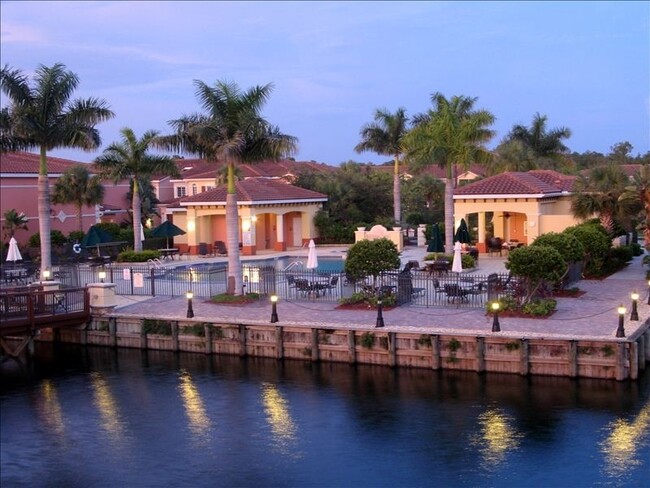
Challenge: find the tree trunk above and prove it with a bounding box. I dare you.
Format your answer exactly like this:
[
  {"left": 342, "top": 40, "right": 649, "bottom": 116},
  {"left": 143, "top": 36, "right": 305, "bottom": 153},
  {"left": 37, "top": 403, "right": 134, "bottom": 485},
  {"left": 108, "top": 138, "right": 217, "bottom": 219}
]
[
  {"left": 393, "top": 155, "right": 401, "bottom": 225},
  {"left": 444, "top": 163, "right": 456, "bottom": 253},
  {"left": 38, "top": 147, "right": 52, "bottom": 274},
  {"left": 226, "top": 162, "right": 242, "bottom": 295},
  {"left": 132, "top": 179, "right": 143, "bottom": 252},
  {"left": 77, "top": 204, "right": 84, "bottom": 233}
]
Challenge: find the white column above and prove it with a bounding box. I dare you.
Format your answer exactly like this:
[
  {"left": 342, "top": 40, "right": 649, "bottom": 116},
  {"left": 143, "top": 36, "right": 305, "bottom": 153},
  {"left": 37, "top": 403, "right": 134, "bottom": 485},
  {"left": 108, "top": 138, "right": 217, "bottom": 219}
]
[
  {"left": 478, "top": 212, "right": 486, "bottom": 243},
  {"left": 276, "top": 213, "right": 284, "bottom": 243}
]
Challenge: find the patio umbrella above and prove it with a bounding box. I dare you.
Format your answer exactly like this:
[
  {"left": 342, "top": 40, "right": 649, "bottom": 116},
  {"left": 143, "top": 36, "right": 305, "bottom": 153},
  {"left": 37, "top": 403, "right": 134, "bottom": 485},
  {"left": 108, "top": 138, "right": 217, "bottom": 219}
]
[
  {"left": 427, "top": 223, "right": 445, "bottom": 253},
  {"left": 452, "top": 241, "right": 463, "bottom": 273},
  {"left": 150, "top": 220, "right": 186, "bottom": 249},
  {"left": 454, "top": 218, "right": 471, "bottom": 244},
  {"left": 6, "top": 237, "right": 22, "bottom": 265},
  {"left": 82, "top": 225, "right": 114, "bottom": 254},
  {"left": 306, "top": 239, "right": 319, "bottom": 269}
]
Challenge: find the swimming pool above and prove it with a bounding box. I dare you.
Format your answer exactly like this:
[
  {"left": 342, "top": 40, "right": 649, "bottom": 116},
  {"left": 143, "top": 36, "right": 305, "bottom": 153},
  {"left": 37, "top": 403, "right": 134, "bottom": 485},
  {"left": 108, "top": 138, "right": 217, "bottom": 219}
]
[{"left": 174, "top": 256, "right": 345, "bottom": 274}]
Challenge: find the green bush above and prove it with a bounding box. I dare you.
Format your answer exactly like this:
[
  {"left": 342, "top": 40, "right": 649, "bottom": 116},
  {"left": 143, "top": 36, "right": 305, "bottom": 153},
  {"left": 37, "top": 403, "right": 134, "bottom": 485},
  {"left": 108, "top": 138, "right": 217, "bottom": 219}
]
[
  {"left": 68, "top": 230, "right": 85, "bottom": 243},
  {"left": 522, "top": 298, "right": 557, "bottom": 316},
  {"left": 461, "top": 254, "right": 475, "bottom": 269},
  {"left": 28, "top": 230, "right": 67, "bottom": 247},
  {"left": 142, "top": 319, "right": 171, "bottom": 335},
  {"left": 610, "top": 246, "right": 634, "bottom": 263},
  {"left": 116, "top": 250, "right": 161, "bottom": 262},
  {"left": 564, "top": 223, "right": 611, "bottom": 277},
  {"left": 506, "top": 245, "right": 565, "bottom": 304},
  {"left": 94, "top": 222, "right": 121, "bottom": 239},
  {"left": 532, "top": 231, "right": 585, "bottom": 263},
  {"left": 344, "top": 238, "right": 400, "bottom": 284}
]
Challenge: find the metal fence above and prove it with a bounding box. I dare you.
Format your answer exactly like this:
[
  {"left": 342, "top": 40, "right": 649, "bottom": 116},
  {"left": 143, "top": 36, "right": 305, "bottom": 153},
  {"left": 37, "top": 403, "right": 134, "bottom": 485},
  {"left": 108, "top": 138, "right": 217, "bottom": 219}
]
[{"left": 48, "top": 263, "right": 517, "bottom": 309}]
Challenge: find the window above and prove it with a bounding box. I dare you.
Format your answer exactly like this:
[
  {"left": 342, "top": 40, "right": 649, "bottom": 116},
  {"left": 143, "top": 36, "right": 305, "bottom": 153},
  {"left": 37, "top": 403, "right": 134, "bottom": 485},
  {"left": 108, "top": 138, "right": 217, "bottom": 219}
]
[
  {"left": 192, "top": 184, "right": 197, "bottom": 195},
  {"left": 176, "top": 186, "right": 186, "bottom": 198}
]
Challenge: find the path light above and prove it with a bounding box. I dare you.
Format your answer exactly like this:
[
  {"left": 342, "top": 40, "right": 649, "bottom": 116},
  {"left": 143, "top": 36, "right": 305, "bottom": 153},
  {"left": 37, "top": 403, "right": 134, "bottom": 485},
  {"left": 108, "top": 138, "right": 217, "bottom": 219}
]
[
  {"left": 98, "top": 270, "right": 106, "bottom": 283},
  {"left": 375, "top": 293, "right": 385, "bottom": 328},
  {"left": 270, "top": 295, "right": 279, "bottom": 323},
  {"left": 491, "top": 302, "right": 501, "bottom": 332},
  {"left": 186, "top": 291, "right": 194, "bottom": 318},
  {"left": 42, "top": 269, "right": 51, "bottom": 282},
  {"left": 630, "top": 291, "right": 639, "bottom": 321},
  {"left": 616, "top": 304, "right": 626, "bottom": 338}
]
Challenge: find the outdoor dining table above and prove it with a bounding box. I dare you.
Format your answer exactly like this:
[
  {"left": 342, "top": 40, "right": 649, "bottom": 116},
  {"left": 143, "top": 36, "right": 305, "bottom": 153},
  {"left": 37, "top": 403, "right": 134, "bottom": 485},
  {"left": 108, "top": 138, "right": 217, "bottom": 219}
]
[
  {"left": 160, "top": 248, "right": 179, "bottom": 260},
  {"left": 3, "top": 268, "right": 28, "bottom": 284}
]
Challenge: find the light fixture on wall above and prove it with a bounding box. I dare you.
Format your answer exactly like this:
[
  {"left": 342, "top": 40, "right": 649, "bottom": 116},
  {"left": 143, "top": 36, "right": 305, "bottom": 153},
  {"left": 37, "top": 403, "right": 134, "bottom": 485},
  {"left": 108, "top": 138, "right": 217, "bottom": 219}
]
[{"left": 187, "top": 220, "right": 195, "bottom": 232}]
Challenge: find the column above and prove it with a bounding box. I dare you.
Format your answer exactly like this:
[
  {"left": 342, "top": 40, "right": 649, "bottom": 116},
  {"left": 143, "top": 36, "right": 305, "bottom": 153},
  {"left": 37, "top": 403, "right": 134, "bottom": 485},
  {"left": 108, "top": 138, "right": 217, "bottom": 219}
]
[
  {"left": 477, "top": 212, "right": 486, "bottom": 253},
  {"left": 274, "top": 213, "right": 286, "bottom": 251}
]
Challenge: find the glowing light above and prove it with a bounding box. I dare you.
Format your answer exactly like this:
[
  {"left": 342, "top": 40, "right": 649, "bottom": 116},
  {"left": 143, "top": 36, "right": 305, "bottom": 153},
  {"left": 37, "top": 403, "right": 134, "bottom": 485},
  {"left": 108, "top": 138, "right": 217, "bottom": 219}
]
[
  {"left": 178, "top": 370, "right": 211, "bottom": 444},
  {"left": 471, "top": 408, "right": 522, "bottom": 468},
  {"left": 261, "top": 383, "right": 299, "bottom": 457},
  {"left": 187, "top": 220, "right": 195, "bottom": 232},
  {"left": 91, "top": 372, "right": 125, "bottom": 441},
  {"left": 601, "top": 402, "right": 650, "bottom": 476},
  {"left": 36, "top": 380, "right": 66, "bottom": 438}
]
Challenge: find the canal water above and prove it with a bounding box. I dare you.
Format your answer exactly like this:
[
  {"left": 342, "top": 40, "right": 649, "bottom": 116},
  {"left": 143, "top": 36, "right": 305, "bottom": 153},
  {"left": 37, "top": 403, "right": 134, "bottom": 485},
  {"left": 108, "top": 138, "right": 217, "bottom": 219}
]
[{"left": 1, "top": 343, "right": 649, "bottom": 488}]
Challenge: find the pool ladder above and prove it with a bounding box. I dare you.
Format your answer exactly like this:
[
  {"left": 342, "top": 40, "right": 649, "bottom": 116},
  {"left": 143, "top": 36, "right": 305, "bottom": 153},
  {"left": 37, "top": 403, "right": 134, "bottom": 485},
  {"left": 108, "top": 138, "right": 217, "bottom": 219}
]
[
  {"left": 283, "top": 260, "right": 305, "bottom": 272},
  {"left": 147, "top": 258, "right": 164, "bottom": 269}
]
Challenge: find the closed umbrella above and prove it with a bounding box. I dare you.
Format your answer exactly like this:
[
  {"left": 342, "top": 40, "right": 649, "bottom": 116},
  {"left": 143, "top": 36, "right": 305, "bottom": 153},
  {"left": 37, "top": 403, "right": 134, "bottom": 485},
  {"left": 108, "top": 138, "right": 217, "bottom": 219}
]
[
  {"left": 427, "top": 223, "right": 444, "bottom": 253},
  {"left": 306, "top": 239, "right": 318, "bottom": 270},
  {"left": 454, "top": 218, "right": 471, "bottom": 244},
  {"left": 6, "top": 237, "right": 22, "bottom": 264},
  {"left": 452, "top": 241, "right": 463, "bottom": 273},
  {"left": 150, "top": 220, "right": 186, "bottom": 249}
]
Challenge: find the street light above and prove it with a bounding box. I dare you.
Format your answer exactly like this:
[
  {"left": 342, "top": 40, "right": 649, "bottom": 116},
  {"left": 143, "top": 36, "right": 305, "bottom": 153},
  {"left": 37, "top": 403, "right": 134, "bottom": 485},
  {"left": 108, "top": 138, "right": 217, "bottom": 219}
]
[
  {"left": 375, "top": 293, "right": 385, "bottom": 328},
  {"left": 630, "top": 291, "right": 639, "bottom": 321},
  {"left": 270, "top": 295, "right": 279, "bottom": 323},
  {"left": 98, "top": 270, "right": 106, "bottom": 283},
  {"left": 186, "top": 291, "right": 194, "bottom": 318},
  {"left": 616, "top": 304, "right": 626, "bottom": 338},
  {"left": 42, "top": 269, "right": 51, "bottom": 282},
  {"left": 491, "top": 301, "right": 501, "bottom": 332}
]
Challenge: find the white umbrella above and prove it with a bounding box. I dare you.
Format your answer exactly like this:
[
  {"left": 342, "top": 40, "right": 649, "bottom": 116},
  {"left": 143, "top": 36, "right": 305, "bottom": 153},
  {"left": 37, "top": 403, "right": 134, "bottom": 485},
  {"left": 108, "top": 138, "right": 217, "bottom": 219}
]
[
  {"left": 140, "top": 225, "right": 145, "bottom": 242},
  {"left": 452, "top": 241, "right": 463, "bottom": 273},
  {"left": 6, "top": 237, "right": 22, "bottom": 264},
  {"left": 306, "top": 239, "right": 319, "bottom": 269}
]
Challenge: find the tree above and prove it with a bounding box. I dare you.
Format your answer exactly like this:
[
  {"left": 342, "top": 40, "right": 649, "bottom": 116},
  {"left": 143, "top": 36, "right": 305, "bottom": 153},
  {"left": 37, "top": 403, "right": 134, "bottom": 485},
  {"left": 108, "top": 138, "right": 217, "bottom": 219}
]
[
  {"left": 124, "top": 177, "right": 160, "bottom": 226},
  {"left": 0, "top": 63, "right": 114, "bottom": 273},
  {"left": 2, "top": 208, "right": 29, "bottom": 241},
  {"left": 403, "top": 93, "right": 495, "bottom": 252},
  {"left": 94, "top": 128, "right": 179, "bottom": 252},
  {"left": 157, "top": 80, "right": 297, "bottom": 294},
  {"left": 570, "top": 164, "right": 628, "bottom": 234},
  {"left": 507, "top": 112, "right": 571, "bottom": 167},
  {"left": 51, "top": 164, "right": 105, "bottom": 232},
  {"left": 618, "top": 163, "right": 650, "bottom": 247},
  {"left": 505, "top": 245, "right": 566, "bottom": 304},
  {"left": 344, "top": 238, "right": 401, "bottom": 291},
  {"left": 354, "top": 108, "right": 409, "bottom": 225}
]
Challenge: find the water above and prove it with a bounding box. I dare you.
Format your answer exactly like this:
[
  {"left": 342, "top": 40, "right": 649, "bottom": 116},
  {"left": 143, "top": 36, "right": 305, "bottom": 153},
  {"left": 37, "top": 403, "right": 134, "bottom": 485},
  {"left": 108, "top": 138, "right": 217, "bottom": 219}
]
[
  {"left": 175, "top": 255, "right": 346, "bottom": 274},
  {"left": 2, "top": 344, "right": 649, "bottom": 488}
]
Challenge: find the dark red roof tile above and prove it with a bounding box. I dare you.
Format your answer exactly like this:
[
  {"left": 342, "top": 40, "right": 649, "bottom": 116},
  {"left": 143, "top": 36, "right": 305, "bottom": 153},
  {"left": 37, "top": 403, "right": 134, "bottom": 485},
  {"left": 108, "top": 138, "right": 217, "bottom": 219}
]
[{"left": 455, "top": 171, "right": 569, "bottom": 196}]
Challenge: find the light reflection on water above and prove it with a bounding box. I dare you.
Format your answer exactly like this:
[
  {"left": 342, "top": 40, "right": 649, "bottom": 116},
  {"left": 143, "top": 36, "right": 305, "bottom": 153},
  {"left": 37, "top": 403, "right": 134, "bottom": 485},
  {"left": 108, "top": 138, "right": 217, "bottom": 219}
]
[{"left": 1, "top": 345, "right": 649, "bottom": 487}]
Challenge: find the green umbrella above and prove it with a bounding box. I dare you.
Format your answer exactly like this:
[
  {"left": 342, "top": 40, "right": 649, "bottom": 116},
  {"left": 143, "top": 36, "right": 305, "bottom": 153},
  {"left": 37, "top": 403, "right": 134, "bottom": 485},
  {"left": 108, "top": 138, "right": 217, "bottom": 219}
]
[
  {"left": 454, "top": 218, "right": 471, "bottom": 244},
  {"left": 150, "top": 220, "right": 186, "bottom": 249},
  {"left": 81, "top": 225, "right": 114, "bottom": 253},
  {"left": 427, "top": 223, "right": 444, "bottom": 253}
]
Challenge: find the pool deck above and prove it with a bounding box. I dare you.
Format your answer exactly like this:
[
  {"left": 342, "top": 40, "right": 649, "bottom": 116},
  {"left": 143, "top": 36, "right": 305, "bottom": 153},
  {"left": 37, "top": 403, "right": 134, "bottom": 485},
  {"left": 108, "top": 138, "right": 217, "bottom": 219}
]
[{"left": 111, "top": 246, "right": 650, "bottom": 342}]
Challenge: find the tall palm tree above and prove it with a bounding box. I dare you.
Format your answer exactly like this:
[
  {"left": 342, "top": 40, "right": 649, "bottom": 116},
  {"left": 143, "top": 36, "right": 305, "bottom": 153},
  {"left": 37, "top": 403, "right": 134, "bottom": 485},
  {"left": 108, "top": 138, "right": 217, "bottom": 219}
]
[
  {"left": 95, "top": 128, "right": 179, "bottom": 252},
  {"left": 51, "top": 164, "right": 105, "bottom": 232},
  {"left": 571, "top": 164, "right": 629, "bottom": 234},
  {"left": 618, "top": 163, "right": 650, "bottom": 246},
  {"left": 403, "top": 93, "right": 495, "bottom": 252},
  {"left": 0, "top": 63, "right": 114, "bottom": 273},
  {"left": 507, "top": 112, "right": 571, "bottom": 166},
  {"left": 157, "top": 80, "right": 297, "bottom": 295},
  {"left": 354, "top": 107, "right": 409, "bottom": 225}
]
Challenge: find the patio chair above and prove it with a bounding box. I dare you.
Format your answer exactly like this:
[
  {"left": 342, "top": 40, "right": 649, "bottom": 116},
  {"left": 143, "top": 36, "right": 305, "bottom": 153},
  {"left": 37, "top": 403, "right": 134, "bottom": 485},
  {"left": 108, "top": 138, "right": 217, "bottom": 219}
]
[
  {"left": 294, "top": 278, "right": 314, "bottom": 297},
  {"left": 444, "top": 283, "right": 470, "bottom": 304},
  {"left": 214, "top": 241, "right": 228, "bottom": 256},
  {"left": 324, "top": 275, "right": 339, "bottom": 294}
]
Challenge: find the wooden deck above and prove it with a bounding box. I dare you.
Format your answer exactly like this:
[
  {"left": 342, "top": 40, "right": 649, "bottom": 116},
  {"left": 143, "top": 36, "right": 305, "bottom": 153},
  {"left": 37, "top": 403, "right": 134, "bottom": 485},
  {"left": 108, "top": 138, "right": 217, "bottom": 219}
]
[{"left": 0, "top": 287, "right": 90, "bottom": 356}]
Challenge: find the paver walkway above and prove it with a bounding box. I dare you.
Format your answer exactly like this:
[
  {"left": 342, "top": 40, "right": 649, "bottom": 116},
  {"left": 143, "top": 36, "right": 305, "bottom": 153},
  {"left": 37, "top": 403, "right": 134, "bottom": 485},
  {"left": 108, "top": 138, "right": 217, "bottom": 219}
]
[{"left": 112, "top": 251, "right": 650, "bottom": 341}]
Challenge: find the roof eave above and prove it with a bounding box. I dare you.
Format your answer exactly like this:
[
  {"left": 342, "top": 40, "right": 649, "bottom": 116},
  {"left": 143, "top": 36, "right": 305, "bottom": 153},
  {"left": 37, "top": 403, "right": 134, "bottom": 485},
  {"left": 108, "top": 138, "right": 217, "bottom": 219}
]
[{"left": 454, "top": 192, "right": 566, "bottom": 200}]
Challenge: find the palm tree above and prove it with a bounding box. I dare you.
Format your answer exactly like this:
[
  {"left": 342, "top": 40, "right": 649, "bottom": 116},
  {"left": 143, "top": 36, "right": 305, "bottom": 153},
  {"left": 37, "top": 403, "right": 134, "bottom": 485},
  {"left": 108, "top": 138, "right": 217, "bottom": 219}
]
[
  {"left": 571, "top": 164, "right": 629, "bottom": 234},
  {"left": 507, "top": 112, "right": 571, "bottom": 167},
  {"left": 354, "top": 108, "right": 409, "bottom": 225},
  {"left": 157, "top": 80, "right": 297, "bottom": 295},
  {"left": 0, "top": 63, "right": 114, "bottom": 273},
  {"left": 618, "top": 163, "right": 650, "bottom": 246},
  {"left": 51, "top": 165, "right": 105, "bottom": 232},
  {"left": 94, "top": 128, "right": 179, "bottom": 252},
  {"left": 2, "top": 208, "right": 29, "bottom": 240},
  {"left": 403, "top": 93, "right": 495, "bottom": 252}
]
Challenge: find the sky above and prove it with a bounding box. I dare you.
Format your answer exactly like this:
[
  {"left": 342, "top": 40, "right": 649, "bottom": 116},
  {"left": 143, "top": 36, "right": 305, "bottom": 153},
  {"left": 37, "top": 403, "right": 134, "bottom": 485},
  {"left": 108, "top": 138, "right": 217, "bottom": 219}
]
[{"left": 1, "top": 1, "right": 648, "bottom": 166}]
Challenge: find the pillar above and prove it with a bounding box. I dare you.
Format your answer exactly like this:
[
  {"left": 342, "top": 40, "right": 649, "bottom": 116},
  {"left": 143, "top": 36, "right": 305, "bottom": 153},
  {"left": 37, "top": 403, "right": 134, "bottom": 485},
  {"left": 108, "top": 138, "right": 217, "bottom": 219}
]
[
  {"left": 477, "top": 212, "right": 486, "bottom": 253},
  {"left": 274, "top": 213, "right": 286, "bottom": 251}
]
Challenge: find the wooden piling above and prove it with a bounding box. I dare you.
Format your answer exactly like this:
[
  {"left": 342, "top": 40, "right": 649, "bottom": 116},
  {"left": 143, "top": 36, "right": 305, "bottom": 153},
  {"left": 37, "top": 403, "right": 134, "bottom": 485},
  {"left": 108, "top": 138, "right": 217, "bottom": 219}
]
[
  {"left": 204, "top": 324, "right": 213, "bottom": 355},
  {"left": 388, "top": 332, "right": 396, "bottom": 368},
  {"left": 238, "top": 325, "right": 247, "bottom": 357},
  {"left": 630, "top": 342, "right": 638, "bottom": 380},
  {"left": 520, "top": 339, "right": 529, "bottom": 376},
  {"left": 615, "top": 343, "right": 627, "bottom": 381},
  {"left": 476, "top": 337, "right": 485, "bottom": 373},
  {"left": 569, "top": 340, "right": 578, "bottom": 378},
  {"left": 171, "top": 321, "right": 179, "bottom": 352},
  {"left": 348, "top": 330, "right": 356, "bottom": 364},
  {"left": 276, "top": 326, "right": 284, "bottom": 359},
  {"left": 430, "top": 334, "right": 440, "bottom": 370},
  {"left": 311, "top": 329, "right": 319, "bottom": 362}
]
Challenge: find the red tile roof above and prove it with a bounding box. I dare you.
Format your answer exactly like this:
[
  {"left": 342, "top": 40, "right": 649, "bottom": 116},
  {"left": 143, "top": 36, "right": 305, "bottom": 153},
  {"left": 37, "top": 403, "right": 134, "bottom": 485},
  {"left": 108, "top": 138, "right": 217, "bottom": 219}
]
[
  {"left": 179, "top": 178, "right": 327, "bottom": 205},
  {"left": 0, "top": 151, "right": 95, "bottom": 174},
  {"left": 455, "top": 171, "right": 573, "bottom": 197}
]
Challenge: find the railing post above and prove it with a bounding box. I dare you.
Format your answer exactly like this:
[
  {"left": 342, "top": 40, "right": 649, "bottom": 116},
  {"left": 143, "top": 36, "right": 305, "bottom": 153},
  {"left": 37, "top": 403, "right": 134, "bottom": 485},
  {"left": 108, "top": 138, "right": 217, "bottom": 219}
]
[{"left": 151, "top": 268, "right": 155, "bottom": 297}]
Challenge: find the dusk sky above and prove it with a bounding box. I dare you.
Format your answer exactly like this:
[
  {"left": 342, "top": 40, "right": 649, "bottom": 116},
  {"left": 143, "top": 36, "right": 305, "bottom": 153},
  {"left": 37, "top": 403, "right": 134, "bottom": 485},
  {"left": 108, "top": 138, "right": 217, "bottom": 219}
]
[{"left": 1, "top": 1, "right": 648, "bottom": 166}]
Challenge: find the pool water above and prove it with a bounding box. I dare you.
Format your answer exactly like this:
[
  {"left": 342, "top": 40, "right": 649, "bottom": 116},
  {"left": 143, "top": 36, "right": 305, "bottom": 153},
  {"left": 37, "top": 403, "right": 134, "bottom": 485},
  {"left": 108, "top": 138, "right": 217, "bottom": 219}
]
[{"left": 175, "top": 256, "right": 345, "bottom": 274}]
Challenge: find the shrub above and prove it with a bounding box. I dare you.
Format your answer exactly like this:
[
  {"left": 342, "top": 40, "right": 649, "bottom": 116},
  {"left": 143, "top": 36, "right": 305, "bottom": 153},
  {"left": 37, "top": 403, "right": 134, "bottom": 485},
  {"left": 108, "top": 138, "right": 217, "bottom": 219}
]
[
  {"left": 532, "top": 231, "right": 585, "bottom": 263},
  {"left": 359, "top": 332, "right": 376, "bottom": 349},
  {"left": 28, "top": 230, "right": 67, "bottom": 247},
  {"left": 506, "top": 246, "right": 565, "bottom": 304},
  {"left": 68, "top": 230, "right": 85, "bottom": 243},
  {"left": 461, "top": 254, "right": 475, "bottom": 269},
  {"left": 344, "top": 238, "right": 400, "bottom": 288},
  {"left": 564, "top": 223, "right": 611, "bottom": 277},
  {"left": 94, "top": 222, "right": 121, "bottom": 239},
  {"left": 116, "top": 250, "right": 161, "bottom": 262},
  {"left": 143, "top": 319, "right": 172, "bottom": 335},
  {"left": 521, "top": 298, "right": 557, "bottom": 316}
]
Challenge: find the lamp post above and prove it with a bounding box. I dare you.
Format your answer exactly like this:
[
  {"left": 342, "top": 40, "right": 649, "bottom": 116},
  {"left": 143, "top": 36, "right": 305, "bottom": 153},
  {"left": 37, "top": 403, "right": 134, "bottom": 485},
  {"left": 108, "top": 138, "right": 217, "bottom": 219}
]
[
  {"left": 186, "top": 291, "right": 194, "bottom": 318},
  {"left": 42, "top": 269, "right": 51, "bottom": 283},
  {"left": 375, "top": 293, "right": 385, "bottom": 328},
  {"left": 630, "top": 291, "right": 639, "bottom": 321},
  {"left": 98, "top": 270, "right": 106, "bottom": 283},
  {"left": 616, "top": 304, "right": 626, "bottom": 338},
  {"left": 270, "top": 295, "right": 279, "bottom": 323},
  {"left": 491, "top": 301, "right": 501, "bottom": 332},
  {"left": 647, "top": 280, "right": 650, "bottom": 305}
]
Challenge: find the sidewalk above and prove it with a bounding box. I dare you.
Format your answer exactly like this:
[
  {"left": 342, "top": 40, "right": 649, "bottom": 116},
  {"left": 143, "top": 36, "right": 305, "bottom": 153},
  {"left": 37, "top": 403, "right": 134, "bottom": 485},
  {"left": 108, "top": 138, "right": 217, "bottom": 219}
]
[{"left": 111, "top": 253, "right": 650, "bottom": 341}]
